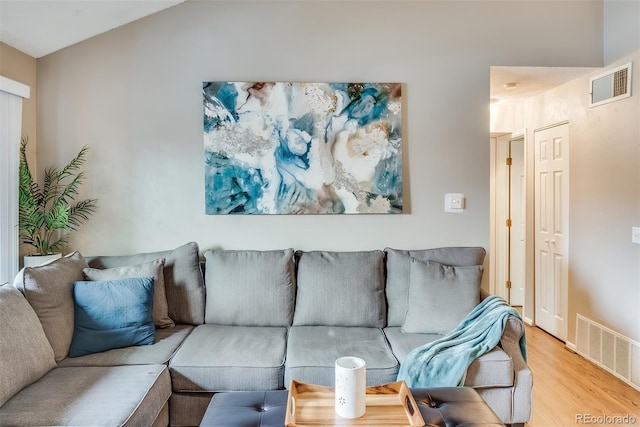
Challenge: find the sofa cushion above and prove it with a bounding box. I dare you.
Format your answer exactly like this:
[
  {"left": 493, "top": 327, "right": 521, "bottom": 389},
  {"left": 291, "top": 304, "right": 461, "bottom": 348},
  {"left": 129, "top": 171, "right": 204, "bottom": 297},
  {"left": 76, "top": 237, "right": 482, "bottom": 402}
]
[
  {"left": 0, "top": 365, "right": 170, "bottom": 426},
  {"left": 402, "top": 259, "right": 482, "bottom": 334},
  {"left": 69, "top": 278, "right": 156, "bottom": 357},
  {"left": 170, "top": 325, "right": 287, "bottom": 392},
  {"left": 14, "top": 251, "right": 89, "bottom": 362},
  {"left": 384, "top": 247, "right": 486, "bottom": 327},
  {"left": 293, "top": 251, "right": 386, "bottom": 327},
  {"left": 383, "top": 327, "right": 441, "bottom": 363},
  {"left": 0, "top": 285, "right": 56, "bottom": 407},
  {"left": 204, "top": 249, "right": 295, "bottom": 326},
  {"left": 383, "top": 327, "right": 513, "bottom": 388},
  {"left": 87, "top": 242, "right": 205, "bottom": 325},
  {"left": 285, "top": 326, "right": 398, "bottom": 387},
  {"left": 83, "top": 258, "right": 175, "bottom": 328},
  {"left": 60, "top": 325, "right": 193, "bottom": 367}
]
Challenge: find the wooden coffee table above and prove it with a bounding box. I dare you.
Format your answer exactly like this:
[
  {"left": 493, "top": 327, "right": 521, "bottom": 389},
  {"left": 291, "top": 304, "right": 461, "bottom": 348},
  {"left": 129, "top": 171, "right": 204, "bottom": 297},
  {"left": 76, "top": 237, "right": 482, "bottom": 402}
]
[{"left": 286, "top": 381, "right": 423, "bottom": 425}]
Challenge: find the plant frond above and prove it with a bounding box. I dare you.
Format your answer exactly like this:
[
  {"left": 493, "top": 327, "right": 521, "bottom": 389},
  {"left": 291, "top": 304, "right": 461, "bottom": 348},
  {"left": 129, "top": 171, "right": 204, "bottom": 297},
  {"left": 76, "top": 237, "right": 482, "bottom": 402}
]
[
  {"left": 19, "top": 136, "right": 33, "bottom": 183},
  {"left": 51, "top": 172, "right": 84, "bottom": 207},
  {"left": 44, "top": 201, "right": 70, "bottom": 232},
  {"left": 68, "top": 199, "right": 98, "bottom": 230},
  {"left": 42, "top": 167, "right": 62, "bottom": 205},
  {"left": 57, "top": 146, "right": 89, "bottom": 181}
]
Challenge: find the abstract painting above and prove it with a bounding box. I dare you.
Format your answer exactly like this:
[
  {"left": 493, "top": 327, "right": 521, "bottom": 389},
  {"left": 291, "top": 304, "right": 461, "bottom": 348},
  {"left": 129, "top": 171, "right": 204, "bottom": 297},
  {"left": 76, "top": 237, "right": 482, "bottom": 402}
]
[{"left": 203, "top": 82, "right": 402, "bottom": 214}]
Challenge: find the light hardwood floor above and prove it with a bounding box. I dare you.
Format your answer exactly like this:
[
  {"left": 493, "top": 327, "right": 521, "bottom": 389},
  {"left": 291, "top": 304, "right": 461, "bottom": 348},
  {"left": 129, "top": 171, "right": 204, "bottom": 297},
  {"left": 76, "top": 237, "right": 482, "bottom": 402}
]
[{"left": 524, "top": 325, "right": 640, "bottom": 426}]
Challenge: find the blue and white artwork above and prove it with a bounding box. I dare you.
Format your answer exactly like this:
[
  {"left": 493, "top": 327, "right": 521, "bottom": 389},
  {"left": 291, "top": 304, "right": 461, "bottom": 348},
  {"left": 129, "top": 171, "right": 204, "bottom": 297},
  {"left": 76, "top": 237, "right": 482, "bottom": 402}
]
[{"left": 203, "top": 82, "right": 402, "bottom": 214}]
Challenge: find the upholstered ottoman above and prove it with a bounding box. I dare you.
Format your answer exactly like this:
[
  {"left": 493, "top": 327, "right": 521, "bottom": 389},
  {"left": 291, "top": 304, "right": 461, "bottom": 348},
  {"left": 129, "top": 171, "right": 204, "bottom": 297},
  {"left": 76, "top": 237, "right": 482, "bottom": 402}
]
[
  {"left": 199, "top": 391, "right": 288, "bottom": 427},
  {"left": 199, "top": 387, "right": 504, "bottom": 427}
]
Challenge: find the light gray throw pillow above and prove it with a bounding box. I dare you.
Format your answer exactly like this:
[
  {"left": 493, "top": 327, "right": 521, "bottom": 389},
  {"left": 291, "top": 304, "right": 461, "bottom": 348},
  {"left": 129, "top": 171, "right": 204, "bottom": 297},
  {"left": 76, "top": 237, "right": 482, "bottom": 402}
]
[
  {"left": 15, "top": 251, "right": 89, "bottom": 362},
  {"left": 83, "top": 258, "right": 175, "bottom": 328},
  {"left": 293, "top": 250, "right": 386, "bottom": 327},
  {"left": 402, "top": 258, "right": 482, "bottom": 334},
  {"left": 204, "top": 249, "right": 296, "bottom": 326},
  {"left": 0, "top": 285, "right": 56, "bottom": 407},
  {"left": 384, "top": 247, "right": 486, "bottom": 327}
]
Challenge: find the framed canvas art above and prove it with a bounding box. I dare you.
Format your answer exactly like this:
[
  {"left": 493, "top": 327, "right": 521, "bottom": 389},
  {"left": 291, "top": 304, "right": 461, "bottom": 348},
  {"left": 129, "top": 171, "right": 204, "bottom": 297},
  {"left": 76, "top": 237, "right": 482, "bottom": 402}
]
[{"left": 204, "top": 82, "right": 402, "bottom": 214}]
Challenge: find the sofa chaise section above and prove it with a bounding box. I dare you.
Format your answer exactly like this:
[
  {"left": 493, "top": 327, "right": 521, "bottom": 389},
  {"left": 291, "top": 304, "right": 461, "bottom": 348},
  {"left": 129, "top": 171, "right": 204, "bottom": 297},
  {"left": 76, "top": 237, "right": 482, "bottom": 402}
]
[
  {"left": 0, "top": 365, "right": 171, "bottom": 427},
  {"left": 0, "top": 285, "right": 171, "bottom": 427}
]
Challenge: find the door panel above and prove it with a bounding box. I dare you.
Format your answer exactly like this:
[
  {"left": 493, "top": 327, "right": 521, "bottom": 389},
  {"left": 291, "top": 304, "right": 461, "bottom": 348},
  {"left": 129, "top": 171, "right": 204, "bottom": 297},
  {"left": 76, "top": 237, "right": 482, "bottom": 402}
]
[{"left": 535, "top": 124, "right": 569, "bottom": 341}]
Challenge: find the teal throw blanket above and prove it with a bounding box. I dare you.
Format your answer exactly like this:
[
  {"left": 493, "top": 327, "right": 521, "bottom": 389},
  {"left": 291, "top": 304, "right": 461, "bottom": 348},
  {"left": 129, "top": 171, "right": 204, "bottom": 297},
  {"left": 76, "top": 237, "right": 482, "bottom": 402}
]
[{"left": 397, "top": 295, "right": 527, "bottom": 387}]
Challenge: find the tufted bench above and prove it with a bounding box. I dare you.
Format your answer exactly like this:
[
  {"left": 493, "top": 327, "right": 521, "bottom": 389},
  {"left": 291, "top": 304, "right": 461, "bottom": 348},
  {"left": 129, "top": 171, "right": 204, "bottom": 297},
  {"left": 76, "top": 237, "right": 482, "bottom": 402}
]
[{"left": 199, "top": 387, "right": 504, "bottom": 427}]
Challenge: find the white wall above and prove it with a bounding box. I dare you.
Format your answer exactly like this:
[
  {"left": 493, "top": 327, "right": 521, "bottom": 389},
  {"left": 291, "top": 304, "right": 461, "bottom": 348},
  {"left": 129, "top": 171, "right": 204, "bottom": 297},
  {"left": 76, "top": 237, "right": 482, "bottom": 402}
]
[
  {"left": 492, "top": 52, "right": 640, "bottom": 343},
  {"left": 528, "top": 53, "right": 640, "bottom": 343},
  {"left": 36, "top": 1, "right": 604, "bottom": 258}
]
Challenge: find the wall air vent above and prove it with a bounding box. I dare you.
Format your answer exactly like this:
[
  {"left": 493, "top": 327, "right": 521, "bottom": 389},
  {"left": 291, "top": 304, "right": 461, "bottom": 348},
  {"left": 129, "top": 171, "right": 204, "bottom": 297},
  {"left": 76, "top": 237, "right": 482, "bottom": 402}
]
[
  {"left": 590, "top": 62, "right": 632, "bottom": 107},
  {"left": 574, "top": 314, "right": 640, "bottom": 392}
]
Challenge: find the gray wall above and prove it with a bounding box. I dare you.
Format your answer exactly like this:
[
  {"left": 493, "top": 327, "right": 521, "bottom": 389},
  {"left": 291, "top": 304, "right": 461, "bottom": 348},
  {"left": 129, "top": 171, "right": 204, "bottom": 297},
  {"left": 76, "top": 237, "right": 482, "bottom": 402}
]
[
  {"left": 36, "top": 1, "right": 604, "bottom": 257},
  {"left": 604, "top": 0, "right": 640, "bottom": 64}
]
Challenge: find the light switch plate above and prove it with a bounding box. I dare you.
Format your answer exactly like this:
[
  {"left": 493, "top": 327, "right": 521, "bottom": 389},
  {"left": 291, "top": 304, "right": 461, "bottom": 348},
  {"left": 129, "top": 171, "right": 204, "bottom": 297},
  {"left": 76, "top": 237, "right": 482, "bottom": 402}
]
[
  {"left": 632, "top": 227, "right": 640, "bottom": 244},
  {"left": 445, "top": 193, "right": 465, "bottom": 213}
]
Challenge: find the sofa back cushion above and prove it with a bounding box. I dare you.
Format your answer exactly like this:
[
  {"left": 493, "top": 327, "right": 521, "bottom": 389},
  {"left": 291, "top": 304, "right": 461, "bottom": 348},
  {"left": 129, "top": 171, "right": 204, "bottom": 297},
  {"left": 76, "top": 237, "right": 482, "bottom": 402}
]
[
  {"left": 0, "top": 285, "right": 56, "bottom": 407},
  {"left": 87, "top": 242, "right": 205, "bottom": 325},
  {"left": 204, "top": 249, "right": 296, "bottom": 326},
  {"left": 385, "top": 247, "right": 486, "bottom": 327},
  {"left": 293, "top": 251, "right": 386, "bottom": 327},
  {"left": 14, "top": 251, "right": 89, "bottom": 362}
]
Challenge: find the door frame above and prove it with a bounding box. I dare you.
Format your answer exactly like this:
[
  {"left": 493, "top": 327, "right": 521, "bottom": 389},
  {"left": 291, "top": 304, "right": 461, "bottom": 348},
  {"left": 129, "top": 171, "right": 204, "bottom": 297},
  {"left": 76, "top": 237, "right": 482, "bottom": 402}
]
[
  {"left": 508, "top": 134, "right": 526, "bottom": 307},
  {"left": 490, "top": 132, "right": 508, "bottom": 303},
  {"left": 489, "top": 129, "right": 527, "bottom": 308}
]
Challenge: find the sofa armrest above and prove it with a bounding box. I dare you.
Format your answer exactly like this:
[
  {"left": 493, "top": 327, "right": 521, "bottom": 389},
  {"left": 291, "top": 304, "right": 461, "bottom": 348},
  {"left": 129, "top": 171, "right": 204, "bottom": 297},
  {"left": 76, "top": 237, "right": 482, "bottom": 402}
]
[{"left": 500, "top": 315, "right": 533, "bottom": 424}]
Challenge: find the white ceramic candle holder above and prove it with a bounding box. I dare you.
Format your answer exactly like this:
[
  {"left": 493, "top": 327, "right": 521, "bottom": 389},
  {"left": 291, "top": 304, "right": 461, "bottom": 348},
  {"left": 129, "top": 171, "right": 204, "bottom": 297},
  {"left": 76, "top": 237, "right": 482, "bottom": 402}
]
[{"left": 334, "top": 356, "right": 366, "bottom": 419}]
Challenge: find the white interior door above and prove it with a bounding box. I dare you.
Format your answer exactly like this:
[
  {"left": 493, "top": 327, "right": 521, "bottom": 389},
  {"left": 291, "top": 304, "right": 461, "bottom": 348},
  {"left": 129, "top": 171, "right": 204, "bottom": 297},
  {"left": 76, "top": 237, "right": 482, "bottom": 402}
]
[
  {"left": 509, "top": 138, "right": 525, "bottom": 306},
  {"left": 534, "top": 123, "right": 569, "bottom": 342}
]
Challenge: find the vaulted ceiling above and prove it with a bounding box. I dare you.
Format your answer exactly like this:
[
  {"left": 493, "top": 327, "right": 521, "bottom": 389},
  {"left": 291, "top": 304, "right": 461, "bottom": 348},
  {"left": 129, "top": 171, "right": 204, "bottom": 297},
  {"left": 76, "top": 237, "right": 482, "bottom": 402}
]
[{"left": 0, "top": 0, "right": 596, "bottom": 102}]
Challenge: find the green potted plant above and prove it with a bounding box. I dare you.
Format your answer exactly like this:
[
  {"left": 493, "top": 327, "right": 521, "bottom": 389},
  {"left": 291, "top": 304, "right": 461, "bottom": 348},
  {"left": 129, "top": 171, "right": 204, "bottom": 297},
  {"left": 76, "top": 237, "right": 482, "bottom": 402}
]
[{"left": 19, "top": 136, "right": 98, "bottom": 267}]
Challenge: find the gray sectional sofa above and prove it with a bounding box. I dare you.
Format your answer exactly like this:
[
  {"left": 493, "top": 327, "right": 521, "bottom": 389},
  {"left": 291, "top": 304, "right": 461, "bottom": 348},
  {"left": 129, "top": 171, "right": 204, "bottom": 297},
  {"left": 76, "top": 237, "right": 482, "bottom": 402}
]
[{"left": 0, "top": 242, "right": 532, "bottom": 427}]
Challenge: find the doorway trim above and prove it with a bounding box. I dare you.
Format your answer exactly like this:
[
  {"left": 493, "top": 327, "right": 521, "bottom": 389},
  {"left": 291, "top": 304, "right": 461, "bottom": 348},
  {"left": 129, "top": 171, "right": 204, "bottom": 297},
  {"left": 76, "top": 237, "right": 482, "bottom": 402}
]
[{"left": 489, "top": 129, "right": 527, "bottom": 308}]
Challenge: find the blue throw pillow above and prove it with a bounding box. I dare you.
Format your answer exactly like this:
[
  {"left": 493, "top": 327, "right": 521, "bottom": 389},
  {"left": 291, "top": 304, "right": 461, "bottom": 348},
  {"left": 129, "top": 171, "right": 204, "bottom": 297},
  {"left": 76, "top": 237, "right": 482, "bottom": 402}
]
[{"left": 69, "top": 277, "right": 156, "bottom": 357}]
